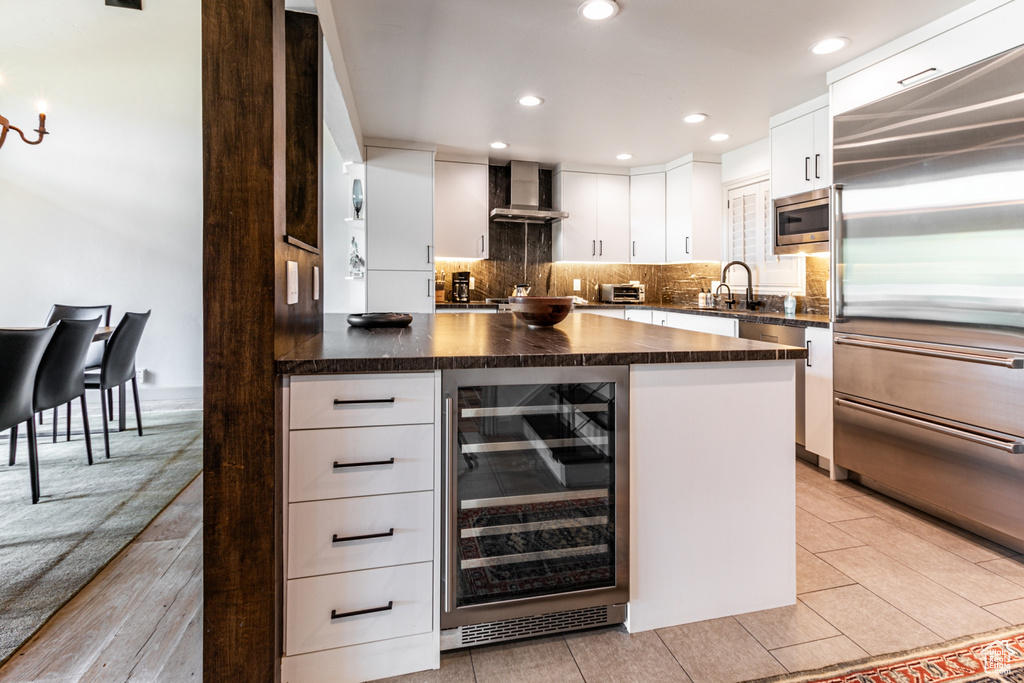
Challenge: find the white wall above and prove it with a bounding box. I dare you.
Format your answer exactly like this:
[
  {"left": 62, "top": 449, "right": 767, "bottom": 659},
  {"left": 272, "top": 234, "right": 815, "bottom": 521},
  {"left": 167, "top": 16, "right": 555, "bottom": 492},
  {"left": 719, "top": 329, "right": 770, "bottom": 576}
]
[
  {"left": 0, "top": 0, "right": 202, "bottom": 398},
  {"left": 721, "top": 137, "right": 769, "bottom": 185}
]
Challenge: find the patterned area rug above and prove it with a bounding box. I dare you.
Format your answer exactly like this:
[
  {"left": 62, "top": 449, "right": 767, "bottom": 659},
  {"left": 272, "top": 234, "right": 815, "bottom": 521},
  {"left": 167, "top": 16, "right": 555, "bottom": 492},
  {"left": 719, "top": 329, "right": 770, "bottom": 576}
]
[
  {"left": 0, "top": 410, "right": 203, "bottom": 665},
  {"left": 751, "top": 626, "right": 1024, "bottom": 683}
]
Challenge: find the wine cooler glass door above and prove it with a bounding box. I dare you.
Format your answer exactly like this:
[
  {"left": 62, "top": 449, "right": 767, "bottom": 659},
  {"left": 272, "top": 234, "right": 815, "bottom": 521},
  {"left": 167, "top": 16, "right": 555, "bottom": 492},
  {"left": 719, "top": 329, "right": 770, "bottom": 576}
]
[{"left": 447, "top": 369, "right": 624, "bottom": 613}]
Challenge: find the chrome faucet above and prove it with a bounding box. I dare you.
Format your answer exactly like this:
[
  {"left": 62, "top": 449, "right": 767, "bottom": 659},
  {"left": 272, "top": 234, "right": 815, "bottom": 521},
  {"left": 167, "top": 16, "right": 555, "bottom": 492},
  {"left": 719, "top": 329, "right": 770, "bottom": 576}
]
[{"left": 721, "top": 261, "right": 762, "bottom": 311}]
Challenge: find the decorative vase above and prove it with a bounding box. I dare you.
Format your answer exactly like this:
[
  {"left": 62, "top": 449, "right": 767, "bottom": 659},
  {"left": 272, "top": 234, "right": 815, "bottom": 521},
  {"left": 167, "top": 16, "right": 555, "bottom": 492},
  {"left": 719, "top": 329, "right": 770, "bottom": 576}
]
[{"left": 352, "top": 178, "right": 363, "bottom": 219}]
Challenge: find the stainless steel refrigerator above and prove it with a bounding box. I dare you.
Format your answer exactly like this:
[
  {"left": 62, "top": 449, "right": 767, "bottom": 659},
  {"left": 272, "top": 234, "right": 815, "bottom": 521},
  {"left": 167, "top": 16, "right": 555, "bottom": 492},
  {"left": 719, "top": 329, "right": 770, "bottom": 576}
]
[{"left": 832, "top": 43, "right": 1024, "bottom": 552}]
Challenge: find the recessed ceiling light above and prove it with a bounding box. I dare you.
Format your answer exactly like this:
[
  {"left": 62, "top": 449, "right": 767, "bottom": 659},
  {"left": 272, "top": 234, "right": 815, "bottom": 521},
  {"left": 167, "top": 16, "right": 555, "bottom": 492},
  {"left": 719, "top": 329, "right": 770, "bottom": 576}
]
[
  {"left": 683, "top": 113, "right": 708, "bottom": 124},
  {"left": 710, "top": 133, "right": 730, "bottom": 142},
  {"left": 616, "top": 153, "right": 633, "bottom": 160},
  {"left": 490, "top": 141, "right": 509, "bottom": 149},
  {"left": 578, "top": 0, "right": 619, "bottom": 21},
  {"left": 518, "top": 95, "right": 544, "bottom": 107},
  {"left": 810, "top": 37, "right": 850, "bottom": 55}
]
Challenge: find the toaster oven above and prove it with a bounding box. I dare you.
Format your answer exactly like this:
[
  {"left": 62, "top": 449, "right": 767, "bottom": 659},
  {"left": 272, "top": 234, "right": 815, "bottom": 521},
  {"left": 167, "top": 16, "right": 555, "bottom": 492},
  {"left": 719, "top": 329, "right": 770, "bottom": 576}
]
[{"left": 599, "top": 284, "right": 645, "bottom": 303}]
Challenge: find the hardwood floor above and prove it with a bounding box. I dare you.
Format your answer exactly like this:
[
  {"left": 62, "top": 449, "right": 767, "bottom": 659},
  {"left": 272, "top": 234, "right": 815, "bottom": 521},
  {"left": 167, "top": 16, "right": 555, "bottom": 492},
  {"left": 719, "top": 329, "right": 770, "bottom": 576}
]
[{"left": 0, "top": 475, "right": 202, "bottom": 683}]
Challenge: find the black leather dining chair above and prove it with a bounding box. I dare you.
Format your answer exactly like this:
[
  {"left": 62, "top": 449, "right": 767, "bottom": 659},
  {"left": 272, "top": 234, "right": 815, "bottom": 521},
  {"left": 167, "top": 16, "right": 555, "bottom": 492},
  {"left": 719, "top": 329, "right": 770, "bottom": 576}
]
[
  {"left": 30, "top": 317, "right": 102, "bottom": 466},
  {"left": 1, "top": 326, "right": 57, "bottom": 504},
  {"left": 43, "top": 304, "right": 112, "bottom": 436},
  {"left": 84, "top": 311, "right": 151, "bottom": 459}
]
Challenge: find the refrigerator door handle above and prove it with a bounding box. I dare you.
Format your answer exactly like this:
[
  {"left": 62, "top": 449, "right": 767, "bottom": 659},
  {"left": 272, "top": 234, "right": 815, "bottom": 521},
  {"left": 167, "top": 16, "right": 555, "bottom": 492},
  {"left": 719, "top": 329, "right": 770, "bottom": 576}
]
[
  {"left": 830, "top": 184, "right": 843, "bottom": 323},
  {"left": 835, "top": 336, "right": 1024, "bottom": 369},
  {"left": 442, "top": 394, "right": 457, "bottom": 614},
  {"left": 834, "top": 397, "right": 1024, "bottom": 454}
]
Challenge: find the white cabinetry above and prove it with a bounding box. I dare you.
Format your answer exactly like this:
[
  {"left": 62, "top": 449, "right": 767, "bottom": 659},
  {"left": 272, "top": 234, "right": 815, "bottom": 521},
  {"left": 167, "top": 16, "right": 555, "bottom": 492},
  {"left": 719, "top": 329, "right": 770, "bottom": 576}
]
[
  {"left": 803, "top": 325, "right": 834, "bottom": 467},
  {"left": 665, "top": 311, "right": 738, "bottom": 337},
  {"left": 769, "top": 96, "right": 830, "bottom": 199},
  {"left": 830, "top": 1, "right": 1024, "bottom": 115},
  {"left": 665, "top": 154, "right": 722, "bottom": 262},
  {"left": 553, "top": 170, "right": 630, "bottom": 262},
  {"left": 434, "top": 161, "right": 488, "bottom": 259},
  {"left": 624, "top": 309, "right": 653, "bottom": 324},
  {"left": 282, "top": 373, "right": 440, "bottom": 683},
  {"left": 578, "top": 307, "right": 625, "bottom": 319},
  {"left": 629, "top": 172, "right": 666, "bottom": 263},
  {"left": 366, "top": 146, "right": 435, "bottom": 313}
]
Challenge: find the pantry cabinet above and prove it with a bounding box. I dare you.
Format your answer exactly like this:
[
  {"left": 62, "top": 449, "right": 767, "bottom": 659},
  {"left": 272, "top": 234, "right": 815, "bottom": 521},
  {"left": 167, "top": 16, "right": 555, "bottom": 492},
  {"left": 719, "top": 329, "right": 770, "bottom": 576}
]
[
  {"left": 553, "top": 170, "right": 630, "bottom": 262},
  {"left": 769, "top": 96, "right": 830, "bottom": 199},
  {"left": 434, "top": 160, "right": 488, "bottom": 259},
  {"left": 629, "top": 172, "right": 666, "bottom": 263},
  {"left": 803, "top": 325, "right": 834, "bottom": 465},
  {"left": 665, "top": 154, "right": 722, "bottom": 262}
]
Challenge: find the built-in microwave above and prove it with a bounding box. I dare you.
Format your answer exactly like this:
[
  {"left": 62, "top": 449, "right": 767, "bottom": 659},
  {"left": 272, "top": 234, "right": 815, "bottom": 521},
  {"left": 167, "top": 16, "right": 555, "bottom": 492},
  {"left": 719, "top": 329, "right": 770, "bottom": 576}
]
[{"left": 773, "top": 187, "right": 830, "bottom": 254}]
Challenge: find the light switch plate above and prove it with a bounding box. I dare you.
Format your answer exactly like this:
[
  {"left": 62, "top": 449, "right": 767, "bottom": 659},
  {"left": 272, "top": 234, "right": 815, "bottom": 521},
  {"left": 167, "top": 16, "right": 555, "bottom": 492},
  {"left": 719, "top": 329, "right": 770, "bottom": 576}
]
[
  {"left": 286, "top": 261, "right": 299, "bottom": 305},
  {"left": 469, "top": 276, "right": 475, "bottom": 290},
  {"left": 313, "top": 266, "right": 320, "bottom": 300},
  {"left": 573, "top": 279, "right": 581, "bottom": 292}
]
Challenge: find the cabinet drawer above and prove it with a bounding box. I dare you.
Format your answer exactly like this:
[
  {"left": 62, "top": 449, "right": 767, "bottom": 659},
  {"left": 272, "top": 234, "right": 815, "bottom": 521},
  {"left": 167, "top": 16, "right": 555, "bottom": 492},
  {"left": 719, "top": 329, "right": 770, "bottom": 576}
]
[
  {"left": 289, "top": 424, "right": 434, "bottom": 502},
  {"left": 285, "top": 563, "right": 433, "bottom": 655},
  {"left": 288, "top": 492, "right": 433, "bottom": 579},
  {"left": 291, "top": 373, "right": 435, "bottom": 429}
]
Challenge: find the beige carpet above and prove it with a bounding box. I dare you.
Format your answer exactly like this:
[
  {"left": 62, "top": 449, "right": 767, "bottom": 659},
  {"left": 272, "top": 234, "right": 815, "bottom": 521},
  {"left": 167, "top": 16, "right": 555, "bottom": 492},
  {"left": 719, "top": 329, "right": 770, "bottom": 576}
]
[{"left": 0, "top": 410, "right": 203, "bottom": 664}]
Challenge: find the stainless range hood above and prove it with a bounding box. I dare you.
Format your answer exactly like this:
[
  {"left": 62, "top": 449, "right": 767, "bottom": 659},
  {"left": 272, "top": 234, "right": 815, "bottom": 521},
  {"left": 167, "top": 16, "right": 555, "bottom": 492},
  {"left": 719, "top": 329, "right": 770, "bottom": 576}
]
[{"left": 490, "top": 160, "right": 568, "bottom": 224}]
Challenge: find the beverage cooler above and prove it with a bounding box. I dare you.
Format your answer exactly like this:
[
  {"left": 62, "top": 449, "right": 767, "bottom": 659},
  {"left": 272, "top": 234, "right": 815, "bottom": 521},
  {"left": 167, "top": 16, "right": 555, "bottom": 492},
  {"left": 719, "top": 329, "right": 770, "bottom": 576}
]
[{"left": 440, "top": 366, "right": 629, "bottom": 649}]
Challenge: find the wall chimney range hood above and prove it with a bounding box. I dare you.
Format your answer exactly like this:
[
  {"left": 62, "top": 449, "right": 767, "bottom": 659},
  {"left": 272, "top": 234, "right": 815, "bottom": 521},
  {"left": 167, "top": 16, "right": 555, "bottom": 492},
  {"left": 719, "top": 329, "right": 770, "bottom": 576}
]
[{"left": 490, "top": 160, "right": 568, "bottom": 224}]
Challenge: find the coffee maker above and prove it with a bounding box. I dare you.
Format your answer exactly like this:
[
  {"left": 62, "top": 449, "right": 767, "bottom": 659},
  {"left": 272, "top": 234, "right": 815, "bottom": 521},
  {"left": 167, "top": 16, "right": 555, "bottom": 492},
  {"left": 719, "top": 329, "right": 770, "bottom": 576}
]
[{"left": 451, "top": 272, "right": 470, "bottom": 303}]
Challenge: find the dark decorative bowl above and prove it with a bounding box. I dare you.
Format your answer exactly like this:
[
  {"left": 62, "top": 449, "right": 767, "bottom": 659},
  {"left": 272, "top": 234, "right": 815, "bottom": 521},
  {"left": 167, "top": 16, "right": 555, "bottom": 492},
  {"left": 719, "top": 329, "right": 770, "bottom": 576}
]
[
  {"left": 347, "top": 313, "right": 413, "bottom": 328},
  {"left": 508, "top": 296, "right": 574, "bottom": 327}
]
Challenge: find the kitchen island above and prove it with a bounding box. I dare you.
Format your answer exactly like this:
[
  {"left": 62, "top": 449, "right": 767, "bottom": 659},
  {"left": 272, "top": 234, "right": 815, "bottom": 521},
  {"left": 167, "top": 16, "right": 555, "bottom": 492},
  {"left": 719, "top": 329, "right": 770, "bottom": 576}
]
[{"left": 277, "top": 312, "right": 804, "bottom": 683}]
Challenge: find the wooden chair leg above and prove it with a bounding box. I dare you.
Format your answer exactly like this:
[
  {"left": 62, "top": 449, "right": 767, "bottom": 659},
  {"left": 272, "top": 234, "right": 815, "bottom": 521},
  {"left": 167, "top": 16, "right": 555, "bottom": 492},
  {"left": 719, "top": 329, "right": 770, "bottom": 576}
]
[
  {"left": 132, "top": 376, "right": 143, "bottom": 437},
  {"left": 8, "top": 424, "right": 18, "bottom": 466},
  {"left": 52, "top": 407, "right": 58, "bottom": 443},
  {"left": 101, "top": 392, "right": 111, "bottom": 459},
  {"left": 81, "top": 394, "right": 93, "bottom": 466},
  {"left": 66, "top": 401, "right": 72, "bottom": 441},
  {"left": 28, "top": 419, "right": 40, "bottom": 504}
]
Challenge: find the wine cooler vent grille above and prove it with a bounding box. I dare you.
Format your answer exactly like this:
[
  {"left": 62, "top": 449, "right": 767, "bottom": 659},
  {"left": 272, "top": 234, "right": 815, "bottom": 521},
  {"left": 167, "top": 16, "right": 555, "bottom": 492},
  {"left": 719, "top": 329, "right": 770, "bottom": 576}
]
[{"left": 460, "top": 606, "right": 611, "bottom": 646}]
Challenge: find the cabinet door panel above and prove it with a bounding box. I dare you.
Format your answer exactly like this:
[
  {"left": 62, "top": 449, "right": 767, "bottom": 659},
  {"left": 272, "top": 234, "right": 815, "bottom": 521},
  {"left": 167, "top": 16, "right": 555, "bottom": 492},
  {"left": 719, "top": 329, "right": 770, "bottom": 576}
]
[
  {"left": 629, "top": 173, "right": 666, "bottom": 263},
  {"left": 665, "top": 312, "right": 738, "bottom": 337},
  {"left": 366, "top": 270, "right": 435, "bottom": 314},
  {"left": 812, "top": 107, "right": 831, "bottom": 189},
  {"left": 804, "top": 326, "right": 834, "bottom": 460},
  {"left": 435, "top": 161, "right": 488, "bottom": 259},
  {"left": 624, "top": 309, "right": 653, "bottom": 324},
  {"left": 770, "top": 114, "right": 814, "bottom": 199},
  {"left": 366, "top": 147, "right": 434, "bottom": 271},
  {"left": 555, "top": 172, "right": 598, "bottom": 261},
  {"left": 597, "top": 174, "right": 630, "bottom": 262},
  {"left": 665, "top": 164, "right": 693, "bottom": 261}
]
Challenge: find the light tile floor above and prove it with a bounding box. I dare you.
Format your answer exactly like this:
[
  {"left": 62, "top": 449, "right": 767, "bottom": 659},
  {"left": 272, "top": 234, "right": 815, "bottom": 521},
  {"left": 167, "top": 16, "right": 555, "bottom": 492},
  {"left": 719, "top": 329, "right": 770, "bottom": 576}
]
[{"left": 387, "top": 459, "right": 1024, "bottom": 683}]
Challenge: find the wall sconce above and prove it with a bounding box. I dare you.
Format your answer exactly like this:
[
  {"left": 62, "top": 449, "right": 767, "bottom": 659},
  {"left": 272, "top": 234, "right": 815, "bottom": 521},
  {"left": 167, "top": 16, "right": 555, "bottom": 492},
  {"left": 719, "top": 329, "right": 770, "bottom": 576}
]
[{"left": 0, "top": 101, "right": 48, "bottom": 150}]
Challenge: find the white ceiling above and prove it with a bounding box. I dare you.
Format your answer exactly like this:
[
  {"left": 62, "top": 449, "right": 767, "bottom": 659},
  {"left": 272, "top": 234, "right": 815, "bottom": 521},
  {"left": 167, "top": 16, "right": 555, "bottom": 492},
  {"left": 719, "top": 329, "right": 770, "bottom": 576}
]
[{"left": 322, "top": 0, "right": 974, "bottom": 167}]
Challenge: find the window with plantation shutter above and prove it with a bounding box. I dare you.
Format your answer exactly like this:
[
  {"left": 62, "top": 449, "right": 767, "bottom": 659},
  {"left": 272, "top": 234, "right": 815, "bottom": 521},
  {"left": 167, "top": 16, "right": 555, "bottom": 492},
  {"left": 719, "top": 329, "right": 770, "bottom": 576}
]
[{"left": 725, "top": 179, "right": 804, "bottom": 295}]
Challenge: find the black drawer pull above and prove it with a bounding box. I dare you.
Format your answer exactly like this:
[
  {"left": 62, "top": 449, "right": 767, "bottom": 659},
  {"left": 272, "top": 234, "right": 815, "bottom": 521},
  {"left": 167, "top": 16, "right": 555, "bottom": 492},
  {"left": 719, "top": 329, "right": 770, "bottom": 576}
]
[
  {"left": 331, "top": 601, "right": 393, "bottom": 620},
  {"left": 333, "top": 397, "right": 396, "bottom": 405},
  {"left": 332, "top": 528, "right": 394, "bottom": 543},
  {"left": 333, "top": 457, "right": 395, "bottom": 469}
]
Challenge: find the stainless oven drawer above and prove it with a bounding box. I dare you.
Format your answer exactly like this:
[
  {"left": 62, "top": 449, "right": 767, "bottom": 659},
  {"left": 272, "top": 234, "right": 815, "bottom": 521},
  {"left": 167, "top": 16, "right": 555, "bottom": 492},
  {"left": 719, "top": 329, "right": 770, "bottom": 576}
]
[
  {"left": 834, "top": 396, "right": 1024, "bottom": 550},
  {"left": 833, "top": 335, "right": 1024, "bottom": 436}
]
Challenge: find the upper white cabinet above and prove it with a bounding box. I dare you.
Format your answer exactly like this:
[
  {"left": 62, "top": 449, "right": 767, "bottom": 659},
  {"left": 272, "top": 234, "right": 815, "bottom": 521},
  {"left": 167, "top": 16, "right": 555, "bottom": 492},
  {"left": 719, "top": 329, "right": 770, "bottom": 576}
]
[
  {"left": 769, "top": 96, "right": 830, "bottom": 199},
  {"left": 629, "top": 172, "right": 666, "bottom": 263},
  {"left": 553, "top": 169, "right": 630, "bottom": 262},
  {"left": 434, "top": 160, "right": 488, "bottom": 260},
  {"left": 366, "top": 146, "right": 435, "bottom": 273},
  {"left": 830, "top": 1, "right": 1024, "bottom": 115},
  {"left": 665, "top": 154, "right": 722, "bottom": 262}
]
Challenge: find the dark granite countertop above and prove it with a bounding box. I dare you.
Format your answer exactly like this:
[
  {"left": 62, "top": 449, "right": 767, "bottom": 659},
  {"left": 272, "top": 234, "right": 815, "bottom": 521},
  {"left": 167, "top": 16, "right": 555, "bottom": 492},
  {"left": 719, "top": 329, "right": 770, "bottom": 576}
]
[
  {"left": 436, "top": 302, "right": 830, "bottom": 329},
  {"left": 277, "top": 312, "right": 807, "bottom": 374}
]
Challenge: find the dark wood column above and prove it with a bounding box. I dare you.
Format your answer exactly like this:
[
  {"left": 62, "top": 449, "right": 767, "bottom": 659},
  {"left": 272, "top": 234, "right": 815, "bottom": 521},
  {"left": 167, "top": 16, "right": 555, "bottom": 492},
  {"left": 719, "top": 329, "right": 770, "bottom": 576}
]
[{"left": 202, "top": 0, "right": 322, "bottom": 680}]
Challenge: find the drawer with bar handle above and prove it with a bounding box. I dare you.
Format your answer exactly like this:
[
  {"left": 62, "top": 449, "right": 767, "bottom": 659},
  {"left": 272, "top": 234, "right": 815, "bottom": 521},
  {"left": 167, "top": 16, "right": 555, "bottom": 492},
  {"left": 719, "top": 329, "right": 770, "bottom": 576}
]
[
  {"left": 290, "top": 373, "right": 435, "bottom": 429},
  {"left": 285, "top": 562, "right": 433, "bottom": 656},
  {"left": 288, "top": 491, "right": 433, "bottom": 578},
  {"left": 288, "top": 424, "right": 434, "bottom": 501}
]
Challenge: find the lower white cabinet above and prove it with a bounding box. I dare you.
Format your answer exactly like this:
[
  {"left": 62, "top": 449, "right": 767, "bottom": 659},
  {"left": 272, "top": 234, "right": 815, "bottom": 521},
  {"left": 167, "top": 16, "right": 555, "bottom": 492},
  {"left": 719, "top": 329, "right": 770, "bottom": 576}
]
[
  {"left": 578, "top": 308, "right": 626, "bottom": 319},
  {"left": 283, "top": 373, "right": 440, "bottom": 683},
  {"left": 624, "top": 309, "right": 653, "bottom": 324},
  {"left": 366, "top": 270, "right": 435, "bottom": 314},
  {"left": 665, "top": 312, "right": 738, "bottom": 337},
  {"left": 803, "top": 325, "right": 833, "bottom": 464}
]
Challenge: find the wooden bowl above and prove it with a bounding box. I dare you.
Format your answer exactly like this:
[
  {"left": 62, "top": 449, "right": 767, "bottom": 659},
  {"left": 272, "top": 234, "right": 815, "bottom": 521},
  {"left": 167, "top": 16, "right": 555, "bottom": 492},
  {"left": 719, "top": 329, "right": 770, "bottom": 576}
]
[{"left": 508, "top": 296, "right": 574, "bottom": 327}]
